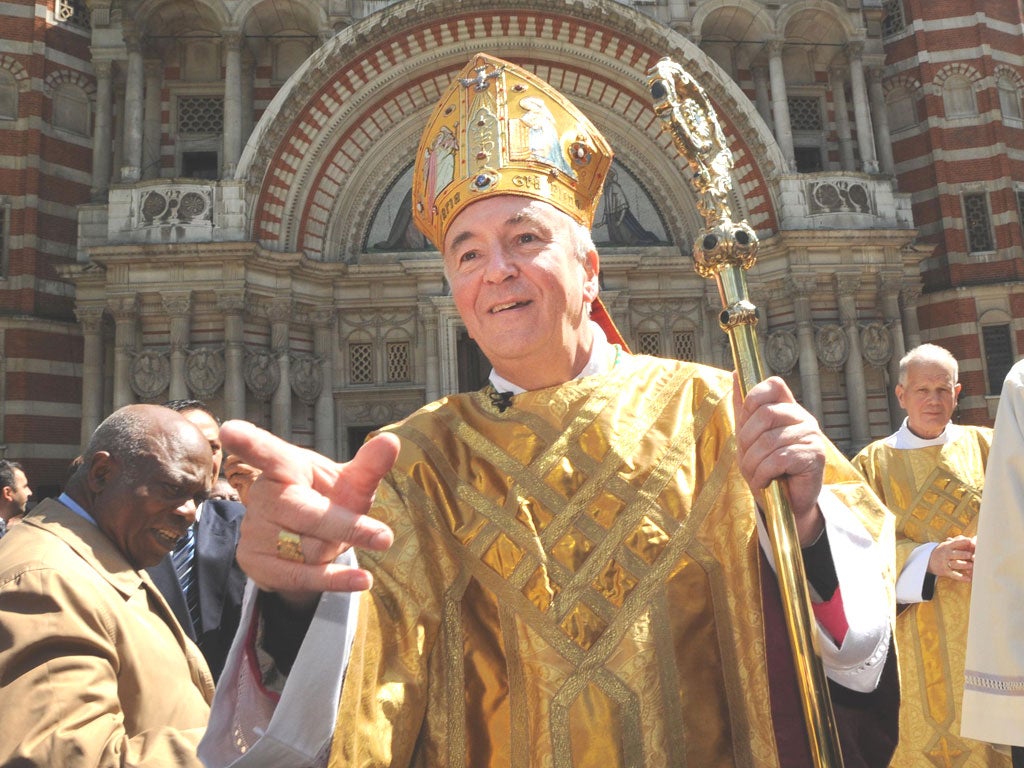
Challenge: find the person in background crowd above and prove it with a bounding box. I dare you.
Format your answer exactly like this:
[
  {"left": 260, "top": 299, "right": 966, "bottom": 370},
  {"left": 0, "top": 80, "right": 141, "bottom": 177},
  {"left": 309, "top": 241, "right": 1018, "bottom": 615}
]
[
  {"left": 147, "top": 399, "right": 247, "bottom": 682},
  {"left": 0, "top": 404, "right": 213, "bottom": 766},
  {"left": 0, "top": 459, "right": 31, "bottom": 539},
  {"left": 962, "top": 358, "right": 1024, "bottom": 766},
  {"left": 210, "top": 476, "right": 241, "bottom": 502},
  {"left": 853, "top": 343, "right": 1008, "bottom": 767},
  {"left": 199, "top": 53, "right": 899, "bottom": 768},
  {"left": 223, "top": 452, "right": 261, "bottom": 505}
]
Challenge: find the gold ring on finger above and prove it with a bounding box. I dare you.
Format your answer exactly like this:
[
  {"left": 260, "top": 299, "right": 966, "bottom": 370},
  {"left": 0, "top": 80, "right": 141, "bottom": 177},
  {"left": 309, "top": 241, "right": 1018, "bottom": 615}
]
[{"left": 276, "top": 530, "right": 305, "bottom": 563}]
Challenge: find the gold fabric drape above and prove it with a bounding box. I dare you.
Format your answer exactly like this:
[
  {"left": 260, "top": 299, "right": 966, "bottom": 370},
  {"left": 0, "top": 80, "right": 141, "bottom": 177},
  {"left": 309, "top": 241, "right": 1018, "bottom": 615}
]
[{"left": 330, "top": 356, "right": 894, "bottom": 767}]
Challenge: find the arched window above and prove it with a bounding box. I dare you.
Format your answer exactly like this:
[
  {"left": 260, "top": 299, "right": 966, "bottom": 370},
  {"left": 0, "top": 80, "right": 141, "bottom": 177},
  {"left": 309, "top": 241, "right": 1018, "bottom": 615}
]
[
  {"left": 0, "top": 70, "right": 17, "bottom": 120},
  {"left": 998, "top": 74, "right": 1022, "bottom": 121},
  {"left": 943, "top": 75, "right": 976, "bottom": 118},
  {"left": 52, "top": 82, "right": 90, "bottom": 135},
  {"left": 886, "top": 86, "right": 918, "bottom": 131}
]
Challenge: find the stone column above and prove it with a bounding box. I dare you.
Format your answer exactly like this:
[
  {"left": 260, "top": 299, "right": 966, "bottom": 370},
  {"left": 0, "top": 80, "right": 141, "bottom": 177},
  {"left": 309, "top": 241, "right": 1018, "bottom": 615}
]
[
  {"left": 787, "top": 276, "right": 824, "bottom": 422},
  {"left": 847, "top": 43, "right": 879, "bottom": 174},
  {"left": 76, "top": 306, "right": 106, "bottom": 444},
  {"left": 311, "top": 309, "right": 336, "bottom": 457},
  {"left": 222, "top": 30, "right": 243, "bottom": 176},
  {"left": 142, "top": 60, "right": 162, "bottom": 180},
  {"left": 241, "top": 52, "right": 255, "bottom": 151},
  {"left": 218, "top": 294, "right": 246, "bottom": 420},
  {"left": 752, "top": 65, "right": 774, "bottom": 131},
  {"left": 108, "top": 296, "right": 139, "bottom": 410},
  {"left": 880, "top": 273, "right": 908, "bottom": 429},
  {"left": 767, "top": 39, "right": 796, "bottom": 172},
  {"left": 422, "top": 304, "right": 440, "bottom": 403},
  {"left": 900, "top": 286, "right": 923, "bottom": 350},
  {"left": 120, "top": 33, "right": 145, "bottom": 182},
  {"left": 163, "top": 291, "right": 191, "bottom": 401},
  {"left": 830, "top": 67, "right": 856, "bottom": 172},
  {"left": 268, "top": 299, "right": 292, "bottom": 439},
  {"left": 868, "top": 67, "right": 895, "bottom": 175},
  {"left": 836, "top": 274, "right": 870, "bottom": 451},
  {"left": 90, "top": 60, "right": 114, "bottom": 200}
]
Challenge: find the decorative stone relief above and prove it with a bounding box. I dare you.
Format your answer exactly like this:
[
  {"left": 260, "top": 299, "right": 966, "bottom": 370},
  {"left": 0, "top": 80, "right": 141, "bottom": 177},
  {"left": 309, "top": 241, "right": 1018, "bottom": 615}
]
[
  {"left": 130, "top": 349, "right": 170, "bottom": 399},
  {"left": 766, "top": 329, "right": 799, "bottom": 375},
  {"left": 290, "top": 353, "right": 323, "bottom": 404},
  {"left": 815, "top": 324, "right": 849, "bottom": 370},
  {"left": 186, "top": 348, "right": 226, "bottom": 398},
  {"left": 243, "top": 349, "right": 280, "bottom": 401},
  {"left": 806, "top": 179, "right": 875, "bottom": 215},
  {"left": 137, "top": 185, "right": 213, "bottom": 228},
  {"left": 861, "top": 322, "right": 893, "bottom": 367}
]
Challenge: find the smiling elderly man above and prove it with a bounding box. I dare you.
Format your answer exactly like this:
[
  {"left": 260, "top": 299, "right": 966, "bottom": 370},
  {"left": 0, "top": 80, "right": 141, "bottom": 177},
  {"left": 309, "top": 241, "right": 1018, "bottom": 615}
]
[{"left": 0, "top": 404, "right": 215, "bottom": 767}]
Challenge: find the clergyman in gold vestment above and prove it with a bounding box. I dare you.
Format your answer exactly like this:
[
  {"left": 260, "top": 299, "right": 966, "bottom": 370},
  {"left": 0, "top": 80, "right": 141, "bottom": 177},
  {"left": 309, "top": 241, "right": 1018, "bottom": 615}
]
[
  {"left": 199, "top": 54, "right": 900, "bottom": 768},
  {"left": 853, "top": 343, "right": 1009, "bottom": 768}
]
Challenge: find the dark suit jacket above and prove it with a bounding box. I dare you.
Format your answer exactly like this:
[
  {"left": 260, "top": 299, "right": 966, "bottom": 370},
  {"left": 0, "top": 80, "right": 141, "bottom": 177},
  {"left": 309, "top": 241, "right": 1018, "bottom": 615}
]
[{"left": 148, "top": 498, "right": 246, "bottom": 681}]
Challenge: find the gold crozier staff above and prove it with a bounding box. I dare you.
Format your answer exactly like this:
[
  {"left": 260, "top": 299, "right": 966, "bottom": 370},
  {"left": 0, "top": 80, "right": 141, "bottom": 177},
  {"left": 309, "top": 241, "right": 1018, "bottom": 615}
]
[{"left": 646, "top": 57, "right": 845, "bottom": 767}]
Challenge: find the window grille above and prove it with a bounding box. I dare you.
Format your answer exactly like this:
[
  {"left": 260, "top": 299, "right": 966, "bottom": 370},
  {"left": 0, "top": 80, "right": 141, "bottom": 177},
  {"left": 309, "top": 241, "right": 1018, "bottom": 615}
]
[
  {"left": 982, "top": 324, "right": 1014, "bottom": 395},
  {"left": 673, "top": 331, "right": 696, "bottom": 361},
  {"left": 638, "top": 332, "right": 661, "bottom": 356},
  {"left": 386, "top": 342, "right": 410, "bottom": 382},
  {"left": 55, "top": 0, "right": 90, "bottom": 29},
  {"left": 881, "top": 0, "right": 905, "bottom": 37},
  {"left": 349, "top": 343, "right": 373, "bottom": 384},
  {"left": 963, "top": 193, "right": 994, "bottom": 253},
  {"left": 178, "top": 96, "right": 224, "bottom": 134},
  {"left": 788, "top": 97, "right": 823, "bottom": 131}
]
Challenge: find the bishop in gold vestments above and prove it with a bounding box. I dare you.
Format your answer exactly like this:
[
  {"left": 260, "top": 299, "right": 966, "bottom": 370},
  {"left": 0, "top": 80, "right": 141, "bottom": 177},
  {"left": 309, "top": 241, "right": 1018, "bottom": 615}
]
[
  {"left": 199, "top": 53, "right": 901, "bottom": 768},
  {"left": 855, "top": 423, "right": 1007, "bottom": 768},
  {"left": 329, "top": 354, "right": 898, "bottom": 767}
]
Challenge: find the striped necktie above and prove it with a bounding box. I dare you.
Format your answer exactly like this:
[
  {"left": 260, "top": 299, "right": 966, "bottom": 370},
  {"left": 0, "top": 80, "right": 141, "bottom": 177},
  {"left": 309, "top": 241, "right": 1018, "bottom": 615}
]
[{"left": 171, "top": 523, "right": 202, "bottom": 634}]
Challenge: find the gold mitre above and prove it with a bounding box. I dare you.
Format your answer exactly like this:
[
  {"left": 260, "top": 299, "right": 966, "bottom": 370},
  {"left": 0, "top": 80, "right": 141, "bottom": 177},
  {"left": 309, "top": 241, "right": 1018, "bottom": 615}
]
[{"left": 412, "top": 53, "right": 614, "bottom": 251}]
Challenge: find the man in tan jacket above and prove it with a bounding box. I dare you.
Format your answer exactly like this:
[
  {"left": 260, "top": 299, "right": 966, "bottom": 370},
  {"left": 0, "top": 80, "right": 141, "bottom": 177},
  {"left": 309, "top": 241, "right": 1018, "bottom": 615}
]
[{"left": 0, "top": 404, "right": 215, "bottom": 766}]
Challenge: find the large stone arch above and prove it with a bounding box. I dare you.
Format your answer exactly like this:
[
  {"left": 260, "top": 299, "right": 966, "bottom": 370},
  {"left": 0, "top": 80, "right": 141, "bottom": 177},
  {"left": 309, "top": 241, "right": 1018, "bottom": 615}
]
[
  {"left": 133, "top": 0, "right": 229, "bottom": 36},
  {"left": 239, "top": 0, "right": 787, "bottom": 261}
]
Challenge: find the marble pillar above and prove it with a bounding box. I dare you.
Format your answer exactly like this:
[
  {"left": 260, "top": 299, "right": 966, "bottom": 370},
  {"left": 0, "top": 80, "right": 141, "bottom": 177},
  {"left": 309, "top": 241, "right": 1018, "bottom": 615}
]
[
  {"left": 76, "top": 306, "right": 106, "bottom": 444},
  {"left": 268, "top": 299, "right": 292, "bottom": 439},
  {"left": 836, "top": 274, "right": 870, "bottom": 451},
  {"left": 868, "top": 68, "right": 895, "bottom": 175},
  {"left": 767, "top": 39, "right": 796, "bottom": 172},
  {"left": 218, "top": 295, "right": 246, "bottom": 421},
  {"left": 788, "top": 276, "right": 824, "bottom": 422},
  {"left": 163, "top": 291, "right": 191, "bottom": 401},
  {"left": 90, "top": 60, "right": 113, "bottom": 200},
  {"left": 222, "top": 31, "right": 243, "bottom": 176},
  {"left": 830, "top": 67, "right": 856, "bottom": 172},
  {"left": 120, "top": 34, "right": 144, "bottom": 182},
  {"left": 108, "top": 296, "right": 139, "bottom": 410},
  {"left": 311, "top": 309, "right": 336, "bottom": 457},
  {"left": 847, "top": 43, "right": 879, "bottom": 174}
]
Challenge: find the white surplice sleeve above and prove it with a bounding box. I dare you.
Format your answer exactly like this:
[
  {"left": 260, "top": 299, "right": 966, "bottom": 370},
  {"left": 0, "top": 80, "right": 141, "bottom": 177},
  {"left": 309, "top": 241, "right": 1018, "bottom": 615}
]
[
  {"left": 198, "top": 550, "right": 360, "bottom": 768},
  {"left": 756, "top": 487, "right": 893, "bottom": 694}
]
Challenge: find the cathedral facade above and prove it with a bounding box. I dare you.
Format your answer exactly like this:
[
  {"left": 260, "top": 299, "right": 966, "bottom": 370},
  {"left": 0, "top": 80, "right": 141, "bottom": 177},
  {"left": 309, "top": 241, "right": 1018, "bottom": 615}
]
[{"left": 2, "top": 0, "right": 1021, "bottom": 495}]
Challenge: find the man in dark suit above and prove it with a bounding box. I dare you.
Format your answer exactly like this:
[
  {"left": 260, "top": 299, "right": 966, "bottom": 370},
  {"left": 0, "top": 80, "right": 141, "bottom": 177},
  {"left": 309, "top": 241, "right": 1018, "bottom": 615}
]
[{"left": 148, "top": 399, "right": 246, "bottom": 681}]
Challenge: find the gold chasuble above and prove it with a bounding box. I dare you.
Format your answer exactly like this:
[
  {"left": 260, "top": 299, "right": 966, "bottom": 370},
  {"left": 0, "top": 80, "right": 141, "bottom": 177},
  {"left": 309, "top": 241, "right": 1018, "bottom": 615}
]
[
  {"left": 330, "top": 356, "right": 895, "bottom": 768},
  {"left": 853, "top": 426, "right": 1009, "bottom": 768}
]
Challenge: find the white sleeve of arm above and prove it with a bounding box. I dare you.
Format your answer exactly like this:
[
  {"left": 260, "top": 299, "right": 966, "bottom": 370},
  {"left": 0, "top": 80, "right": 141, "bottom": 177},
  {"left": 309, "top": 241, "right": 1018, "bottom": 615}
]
[
  {"left": 198, "top": 550, "right": 361, "bottom": 768},
  {"left": 756, "top": 488, "right": 892, "bottom": 693},
  {"left": 895, "top": 543, "right": 937, "bottom": 603}
]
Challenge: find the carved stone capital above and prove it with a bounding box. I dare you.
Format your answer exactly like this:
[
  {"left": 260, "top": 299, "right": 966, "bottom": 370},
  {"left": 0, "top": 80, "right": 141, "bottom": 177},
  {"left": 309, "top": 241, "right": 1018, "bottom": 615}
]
[
  {"left": 266, "top": 299, "right": 294, "bottom": 325},
  {"left": 107, "top": 295, "right": 139, "bottom": 321},
  {"left": 75, "top": 305, "right": 106, "bottom": 332},
  {"left": 216, "top": 293, "right": 246, "bottom": 314},
  {"left": 161, "top": 291, "right": 192, "bottom": 317}
]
